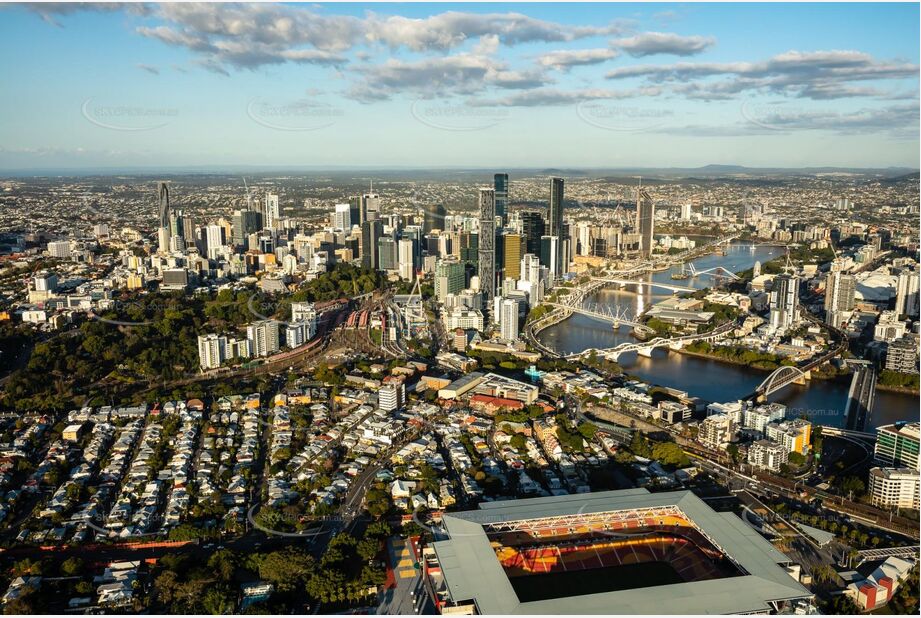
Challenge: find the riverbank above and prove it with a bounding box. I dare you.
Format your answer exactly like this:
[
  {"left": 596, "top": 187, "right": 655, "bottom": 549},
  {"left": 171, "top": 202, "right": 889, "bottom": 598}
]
[
  {"left": 675, "top": 346, "right": 856, "bottom": 386},
  {"left": 876, "top": 383, "right": 921, "bottom": 396}
]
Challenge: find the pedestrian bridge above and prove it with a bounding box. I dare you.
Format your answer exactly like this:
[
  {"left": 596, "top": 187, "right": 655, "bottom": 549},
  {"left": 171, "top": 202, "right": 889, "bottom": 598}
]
[
  {"left": 589, "top": 277, "right": 696, "bottom": 294},
  {"left": 567, "top": 321, "right": 735, "bottom": 362}
]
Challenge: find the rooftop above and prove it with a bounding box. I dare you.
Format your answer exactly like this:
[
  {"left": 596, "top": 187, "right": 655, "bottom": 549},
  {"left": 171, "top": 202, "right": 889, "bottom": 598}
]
[{"left": 431, "top": 489, "right": 811, "bottom": 615}]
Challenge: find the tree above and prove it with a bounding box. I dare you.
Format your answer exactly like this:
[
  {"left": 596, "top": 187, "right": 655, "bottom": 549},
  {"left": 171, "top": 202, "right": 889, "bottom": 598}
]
[
  {"left": 257, "top": 548, "right": 316, "bottom": 593},
  {"left": 201, "top": 585, "right": 236, "bottom": 615},
  {"left": 651, "top": 442, "right": 690, "bottom": 468},
  {"left": 60, "top": 556, "right": 84, "bottom": 577},
  {"left": 207, "top": 550, "right": 238, "bottom": 582}
]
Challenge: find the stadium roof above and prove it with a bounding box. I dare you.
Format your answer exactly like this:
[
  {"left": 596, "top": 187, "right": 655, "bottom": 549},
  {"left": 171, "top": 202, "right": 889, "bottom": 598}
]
[{"left": 432, "top": 489, "right": 812, "bottom": 615}]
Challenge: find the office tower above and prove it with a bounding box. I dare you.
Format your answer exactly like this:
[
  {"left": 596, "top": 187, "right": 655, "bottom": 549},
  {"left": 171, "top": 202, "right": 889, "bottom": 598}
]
[
  {"left": 875, "top": 422, "right": 920, "bottom": 471},
  {"left": 233, "top": 209, "right": 263, "bottom": 249},
  {"left": 540, "top": 235, "right": 560, "bottom": 278},
  {"left": 520, "top": 210, "right": 546, "bottom": 256},
  {"left": 477, "top": 188, "right": 497, "bottom": 308},
  {"left": 398, "top": 238, "right": 415, "bottom": 280},
  {"left": 197, "top": 334, "right": 227, "bottom": 370},
  {"left": 637, "top": 187, "right": 654, "bottom": 256},
  {"left": 247, "top": 320, "right": 280, "bottom": 357},
  {"left": 363, "top": 191, "right": 381, "bottom": 222},
  {"left": 206, "top": 224, "right": 225, "bottom": 259},
  {"left": 824, "top": 270, "right": 856, "bottom": 326},
  {"left": 502, "top": 233, "right": 524, "bottom": 280},
  {"left": 361, "top": 219, "right": 383, "bottom": 270},
  {"left": 435, "top": 258, "right": 466, "bottom": 303},
  {"left": 334, "top": 203, "right": 351, "bottom": 230},
  {"left": 500, "top": 298, "right": 519, "bottom": 341},
  {"left": 459, "top": 231, "right": 478, "bottom": 266},
  {"left": 494, "top": 173, "right": 509, "bottom": 224},
  {"left": 169, "top": 210, "right": 186, "bottom": 240},
  {"left": 680, "top": 203, "right": 693, "bottom": 221},
  {"left": 423, "top": 203, "right": 447, "bottom": 234},
  {"left": 896, "top": 270, "right": 920, "bottom": 319},
  {"left": 379, "top": 235, "right": 397, "bottom": 271},
  {"left": 576, "top": 223, "right": 591, "bottom": 256},
  {"left": 264, "top": 193, "right": 280, "bottom": 229},
  {"left": 348, "top": 196, "right": 362, "bottom": 226},
  {"left": 769, "top": 274, "right": 799, "bottom": 331}
]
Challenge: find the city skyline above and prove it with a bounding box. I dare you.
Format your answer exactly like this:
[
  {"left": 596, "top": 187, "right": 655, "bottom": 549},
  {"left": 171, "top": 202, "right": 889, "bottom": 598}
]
[{"left": 1, "top": 2, "right": 919, "bottom": 171}]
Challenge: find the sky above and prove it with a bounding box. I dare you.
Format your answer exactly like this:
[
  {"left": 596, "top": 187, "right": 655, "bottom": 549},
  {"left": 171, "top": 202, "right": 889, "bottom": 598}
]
[{"left": 0, "top": 2, "right": 919, "bottom": 171}]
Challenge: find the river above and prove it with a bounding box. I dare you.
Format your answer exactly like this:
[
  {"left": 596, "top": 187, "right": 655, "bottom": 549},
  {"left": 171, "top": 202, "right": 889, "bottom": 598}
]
[{"left": 539, "top": 240, "right": 918, "bottom": 428}]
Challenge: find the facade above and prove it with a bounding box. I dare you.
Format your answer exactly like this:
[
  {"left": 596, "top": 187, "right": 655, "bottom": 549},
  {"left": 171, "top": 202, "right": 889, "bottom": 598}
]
[
  {"left": 885, "top": 334, "right": 918, "bottom": 373},
  {"left": 698, "top": 414, "right": 736, "bottom": 451},
  {"left": 477, "top": 188, "right": 497, "bottom": 310},
  {"left": 247, "top": 320, "right": 280, "bottom": 358},
  {"left": 637, "top": 188, "right": 655, "bottom": 256},
  {"left": 379, "top": 382, "right": 406, "bottom": 412},
  {"left": 435, "top": 258, "right": 465, "bottom": 304},
  {"left": 547, "top": 178, "right": 564, "bottom": 274},
  {"left": 494, "top": 173, "right": 509, "bottom": 224},
  {"left": 895, "top": 269, "right": 920, "bottom": 318},
  {"left": 500, "top": 298, "right": 519, "bottom": 342},
  {"left": 265, "top": 193, "right": 280, "bottom": 229},
  {"left": 443, "top": 307, "right": 485, "bottom": 332},
  {"left": 424, "top": 203, "right": 447, "bottom": 234},
  {"left": 502, "top": 233, "right": 524, "bottom": 280},
  {"left": 197, "top": 333, "right": 227, "bottom": 370},
  {"left": 764, "top": 419, "right": 812, "bottom": 455},
  {"left": 361, "top": 219, "right": 383, "bottom": 270},
  {"left": 868, "top": 467, "right": 920, "bottom": 509},
  {"left": 539, "top": 235, "right": 560, "bottom": 279},
  {"left": 769, "top": 274, "right": 799, "bottom": 331},
  {"left": 333, "top": 203, "right": 351, "bottom": 230},
  {"left": 824, "top": 270, "right": 856, "bottom": 326},
  {"left": 520, "top": 210, "right": 545, "bottom": 256},
  {"left": 742, "top": 403, "right": 787, "bottom": 434},
  {"left": 875, "top": 422, "right": 920, "bottom": 471},
  {"left": 748, "top": 440, "right": 789, "bottom": 472}
]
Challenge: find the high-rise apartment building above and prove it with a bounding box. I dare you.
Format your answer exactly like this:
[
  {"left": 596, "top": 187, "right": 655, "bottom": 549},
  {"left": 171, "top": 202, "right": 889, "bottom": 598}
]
[
  {"left": 477, "top": 188, "right": 497, "bottom": 309},
  {"left": 638, "top": 187, "right": 655, "bottom": 256},
  {"left": 265, "top": 193, "right": 280, "bottom": 229},
  {"left": 824, "top": 269, "right": 856, "bottom": 326},
  {"left": 500, "top": 298, "right": 519, "bottom": 341},
  {"left": 247, "top": 320, "right": 280, "bottom": 358},
  {"left": 197, "top": 333, "right": 226, "bottom": 370},
  {"left": 895, "top": 269, "right": 920, "bottom": 318},
  {"left": 769, "top": 274, "right": 799, "bottom": 331}
]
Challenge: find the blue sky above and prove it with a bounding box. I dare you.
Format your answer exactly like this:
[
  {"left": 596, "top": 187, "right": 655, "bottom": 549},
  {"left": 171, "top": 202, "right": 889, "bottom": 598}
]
[{"left": 0, "top": 2, "right": 918, "bottom": 170}]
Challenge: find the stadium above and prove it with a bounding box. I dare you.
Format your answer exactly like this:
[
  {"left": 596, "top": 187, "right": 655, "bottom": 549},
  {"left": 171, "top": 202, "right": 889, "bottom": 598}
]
[{"left": 421, "top": 489, "right": 814, "bottom": 614}]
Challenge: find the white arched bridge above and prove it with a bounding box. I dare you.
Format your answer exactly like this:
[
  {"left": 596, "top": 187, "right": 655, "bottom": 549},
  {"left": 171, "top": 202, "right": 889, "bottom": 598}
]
[
  {"left": 543, "top": 301, "right": 654, "bottom": 336},
  {"left": 683, "top": 264, "right": 741, "bottom": 281},
  {"left": 588, "top": 277, "right": 696, "bottom": 294},
  {"left": 567, "top": 320, "right": 736, "bottom": 362}
]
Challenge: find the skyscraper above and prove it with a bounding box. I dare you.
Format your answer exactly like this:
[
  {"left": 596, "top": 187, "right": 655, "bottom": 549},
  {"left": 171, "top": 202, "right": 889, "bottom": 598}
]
[
  {"left": 769, "top": 274, "right": 799, "bottom": 331},
  {"left": 157, "top": 181, "right": 170, "bottom": 229},
  {"left": 540, "top": 235, "right": 560, "bottom": 278},
  {"left": 398, "top": 238, "right": 415, "bottom": 280},
  {"left": 824, "top": 269, "right": 856, "bottom": 326},
  {"left": 638, "top": 187, "right": 655, "bottom": 257},
  {"left": 361, "top": 219, "right": 383, "bottom": 270},
  {"left": 503, "top": 233, "right": 524, "bottom": 280},
  {"left": 494, "top": 173, "right": 509, "bottom": 224},
  {"left": 363, "top": 191, "right": 381, "bottom": 222},
  {"left": 896, "top": 270, "right": 920, "bottom": 318},
  {"left": 477, "top": 188, "right": 497, "bottom": 309},
  {"left": 348, "top": 196, "right": 362, "bottom": 227},
  {"left": 157, "top": 181, "right": 171, "bottom": 254},
  {"left": 435, "top": 257, "right": 465, "bottom": 303},
  {"left": 265, "top": 193, "right": 280, "bottom": 229},
  {"left": 548, "top": 177, "right": 565, "bottom": 275},
  {"left": 520, "top": 210, "right": 546, "bottom": 256},
  {"left": 500, "top": 298, "right": 519, "bottom": 341},
  {"left": 423, "top": 203, "right": 447, "bottom": 234},
  {"left": 333, "top": 203, "right": 351, "bottom": 230},
  {"left": 233, "top": 209, "right": 263, "bottom": 249}
]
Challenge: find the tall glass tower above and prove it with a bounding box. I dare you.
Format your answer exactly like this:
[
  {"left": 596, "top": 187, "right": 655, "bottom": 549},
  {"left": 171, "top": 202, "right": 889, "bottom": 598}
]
[
  {"left": 494, "top": 173, "right": 509, "bottom": 224},
  {"left": 548, "top": 177, "right": 564, "bottom": 274}
]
